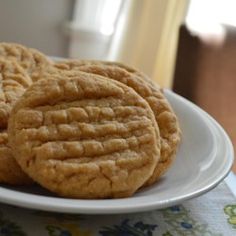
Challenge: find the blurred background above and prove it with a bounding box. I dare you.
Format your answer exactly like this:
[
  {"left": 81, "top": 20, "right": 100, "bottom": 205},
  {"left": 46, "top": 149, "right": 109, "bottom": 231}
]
[{"left": 0, "top": 0, "right": 235, "bottom": 171}]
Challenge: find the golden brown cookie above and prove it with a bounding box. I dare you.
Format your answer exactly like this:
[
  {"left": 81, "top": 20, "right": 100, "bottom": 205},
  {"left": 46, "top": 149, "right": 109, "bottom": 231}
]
[
  {"left": 8, "top": 72, "right": 160, "bottom": 198},
  {"left": 0, "top": 130, "right": 32, "bottom": 185},
  {"left": 0, "top": 42, "right": 53, "bottom": 81},
  {"left": 0, "top": 58, "right": 32, "bottom": 128},
  {"left": 55, "top": 60, "right": 133, "bottom": 71},
  {"left": 55, "top": 59, "right": 151, "bottom": 82},
  {"left": 54, "top": 60, "right": 181, "bottom": 186}
]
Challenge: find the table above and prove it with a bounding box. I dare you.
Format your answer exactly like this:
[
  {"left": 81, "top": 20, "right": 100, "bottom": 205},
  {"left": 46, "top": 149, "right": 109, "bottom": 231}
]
[{"left": 0, "top": 174, "right": 235, "bottom": 235}]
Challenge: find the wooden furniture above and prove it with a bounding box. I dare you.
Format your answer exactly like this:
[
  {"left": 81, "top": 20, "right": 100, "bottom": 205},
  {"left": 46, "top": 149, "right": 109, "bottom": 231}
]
[{"left": 173, "top": 25, "right": 236, "bottom": 172}]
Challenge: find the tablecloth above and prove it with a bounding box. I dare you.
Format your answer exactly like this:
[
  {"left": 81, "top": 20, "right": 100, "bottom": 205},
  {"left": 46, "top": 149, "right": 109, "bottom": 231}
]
[{"left": 0, "top": 181, "right": 235, "bottom": 236}]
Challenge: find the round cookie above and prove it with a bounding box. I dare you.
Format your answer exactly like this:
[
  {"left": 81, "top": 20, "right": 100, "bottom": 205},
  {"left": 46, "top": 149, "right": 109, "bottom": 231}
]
[
  {"left": 0, "top": 42, "right": 53, "bottom": 81},
  {"left": 54, "top": 60, "right": 181, "bottom": 186},
  {"left": 0, "top": 130, "right": 32, "bottom": 185},
  {"left": 55, "top": 59, "right": 147, "bottom": 80},
  {"left": 8, "top": 72, "right": 160, "bottom": 198},
  {"left": 0, "top": 58, "right": 32, "bottom": 128}
]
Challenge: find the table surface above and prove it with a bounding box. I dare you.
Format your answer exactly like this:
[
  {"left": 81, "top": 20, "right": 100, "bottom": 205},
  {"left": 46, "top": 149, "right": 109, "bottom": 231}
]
[
  {"left": 225, "top": 172, "right": 236, "bottom": 197},
  {"left": 0, "top": 173, "right": 235, "bottom": 236}
]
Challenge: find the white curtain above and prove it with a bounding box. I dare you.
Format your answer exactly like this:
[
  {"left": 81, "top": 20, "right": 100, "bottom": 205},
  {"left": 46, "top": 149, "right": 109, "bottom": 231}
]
[{"left": 67, "top": 0, "right": 188, "bottom": 88}]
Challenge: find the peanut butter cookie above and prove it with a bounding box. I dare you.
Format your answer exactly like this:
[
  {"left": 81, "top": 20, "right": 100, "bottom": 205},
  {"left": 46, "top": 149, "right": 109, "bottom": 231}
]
[
  {"left": 0, "top": 130, "right": 32, "bottom": 185},
  {"left": 0, "top": 42, "right": 53, "bottom": 81},
  {"left": 0, "top": 58, "right": 32, "bottom": 128},
  {"left": 54, "top": 60, "right": 181, "bottom": 186},
  {"left": 8, "top": 72, "right": 160, "bottom": 198}
]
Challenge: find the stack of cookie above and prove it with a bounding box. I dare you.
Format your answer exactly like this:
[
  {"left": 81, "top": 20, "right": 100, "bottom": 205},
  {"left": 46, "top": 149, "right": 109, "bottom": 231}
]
[
  {"left": 0, "top": 43, "right": 53, "bottom": 184},
  {"left": 0, "top": 43, "right": 181, "bottom": 199}
]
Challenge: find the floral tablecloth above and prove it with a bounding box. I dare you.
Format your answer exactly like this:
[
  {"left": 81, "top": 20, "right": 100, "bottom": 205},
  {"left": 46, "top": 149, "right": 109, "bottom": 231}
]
[{"left": 0, "top": 181, "right": 235, "bottom": 236}]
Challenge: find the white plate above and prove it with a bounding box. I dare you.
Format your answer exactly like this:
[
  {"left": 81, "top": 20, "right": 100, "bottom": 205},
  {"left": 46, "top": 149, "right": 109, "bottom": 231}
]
[{"left": 0, "top": 90, "right": 233, "bottom": 214}]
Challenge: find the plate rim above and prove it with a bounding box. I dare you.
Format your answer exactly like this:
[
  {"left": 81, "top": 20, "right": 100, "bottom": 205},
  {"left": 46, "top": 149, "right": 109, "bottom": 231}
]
[{"left": 0, "top": 90, "right": 233, "bottom": 214}]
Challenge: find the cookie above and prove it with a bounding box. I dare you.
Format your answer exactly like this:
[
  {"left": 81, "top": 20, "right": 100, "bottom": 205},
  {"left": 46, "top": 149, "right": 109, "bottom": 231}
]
[
  {"left": 8, "top": 72, "right": 160, "bottom": 198},
  {"left": 55, "top": 59, "right": 152, "bottom": 84},
  {"left": 0, "top": 58, "right": 32, "bottom": 128},
  {"left": 0, "top": 42, "right": 53, "bottom": 81},
  {"left": 0, "top": 130, "right": 32, "bottom": 185},
  {"left": 54, "top": 60, "right": 181, "bottom": 186}
]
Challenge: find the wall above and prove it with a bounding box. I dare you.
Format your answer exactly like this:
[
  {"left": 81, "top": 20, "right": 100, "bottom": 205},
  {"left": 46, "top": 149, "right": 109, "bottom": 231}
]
[{"left": 0, "top": 0, "right": 74, "bottom": 57}]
